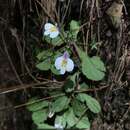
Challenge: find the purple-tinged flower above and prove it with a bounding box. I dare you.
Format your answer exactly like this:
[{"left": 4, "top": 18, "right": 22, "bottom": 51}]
[{"left": 55, "top": 51, "right": 74, "bottom": 75}]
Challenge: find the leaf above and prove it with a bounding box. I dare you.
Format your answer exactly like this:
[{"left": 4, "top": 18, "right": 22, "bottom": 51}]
[
  {"left": 79, "top": 82, "right": 89, "bottom": 90},
  {"left": 44, "top": 35, "right": 64, "bottom": 46},
  {"left": 82, "top": 56, "right": 105, "bottom": 81},
  {"left": 50, "top": 65, "right": 60, "bottom": 75},
  {"left": 65, "top": 108, "right": 77, "bottom": 127},
  {"left": 37, "top": 123, "right": 54, "bottom": 129},
  {"left": 106, "top": 2, "right": 123, "bottom": 28},
  {"left": 72, "top": 99, "right": 86, "bottom": 117},
  {"left": 36, "top": 50, "right": 52, "bottom": 61},
  {"left": 85, "top": 94, "right": 101, "bottom": 113},
  {"left": 54, "top": 52, "right": 62, "bottom": 60},
  {"left": 52, "top": 96, "right": 70, "bottom": 112},
  {"left": 64, "top": 80, "right": 74, "bottom": 93},
  {"left": 69, "top": 20, "right": 80, "bottom": 39},
  {"left": 36, "top": 59, "right": 51, "bottom": 71},
  {"left": 70, "top": 72, "right": 79, "bottom": 84},
  {"left": 70, "top": 20, "right": 80, "bottom": 32},
  {"left": 75, "top": 45, "right": 106, "bottom": 81},
  {"left": 91, "top": 56, "right": 106, "bottom": 72},
  {"left": 50, "top": 52, "right": 62, "bottom": 75},
  {"left": 90, "top": 38, "right": 102, "bottom": 50},
  {"left": 26, "top": 98, "right": 48, "bottom": 112},
  {"left": 32, "top": 109, "right": 48, "bottom": 124},
  {"left": 76, "top": 116, "right": 90, "bottom": 129},
  {"left": 77, "top": 93, "right": 101, "bottom": 113},
  {"left": 76, "top": 93, "right": 85, "bottom": 102}
]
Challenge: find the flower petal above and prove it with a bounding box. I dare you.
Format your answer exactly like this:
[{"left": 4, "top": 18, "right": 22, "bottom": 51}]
[
  {"left": 44, "top": 23, "right": 54, "bottom": 30},
  {"left": 63, "top": 51, "right": 69, "bottom": 60},
  {"left": 48, "top": 111, "right": 54, "bottom": 118},
  {"left": 66, "top": 58, "right": 74, "bottom": 72},
  {"left": 55, "top": 56, "right": 63, "bottom": 70},
  {"left": 44, "top": 30, "right": 50, "bottom": 36},
  {"left": 60, "top": 68, "right": 66, "bottom": 75},
  {"left": 55, "top": 123, "right": 63, "bottom": 129},
  {"left": 49, "top": 31, "right": 59, "bottom": 38}
]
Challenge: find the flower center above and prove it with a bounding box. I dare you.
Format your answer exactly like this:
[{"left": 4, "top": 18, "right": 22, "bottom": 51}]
[
  {"left": 50, "top": 26, "right": 57, "bottom": 32},
  {"left": 61, "top": 59, "right": 67, "bottom": 68}
]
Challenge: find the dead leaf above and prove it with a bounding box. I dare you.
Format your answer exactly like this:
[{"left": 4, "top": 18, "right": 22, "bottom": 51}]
[{"left": 106, "top": 2, "right": 123, "bottom": 28}]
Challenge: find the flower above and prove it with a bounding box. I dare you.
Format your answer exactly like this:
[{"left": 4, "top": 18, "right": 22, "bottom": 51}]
[
  {"left": 55, "top": 51, "right": 74, "bottom": 75},
  {"left": 48, "top": 111, "right": 54, "bottom": 118},
  {"left": 54, "top": 123, "right": 64, "bottom": 130},
  {"left": 44, "top": 23, "right": 59, "bottom": 38}
]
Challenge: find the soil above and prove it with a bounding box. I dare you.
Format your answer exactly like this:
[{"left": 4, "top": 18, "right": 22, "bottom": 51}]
[{"left": 0, "top": 0, "right": 130, "bottom": 130}]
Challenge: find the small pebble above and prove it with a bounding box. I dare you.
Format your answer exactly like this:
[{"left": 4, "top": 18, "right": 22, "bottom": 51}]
[{"left": 106, "top": 30, "right": 112, "bottom": 37}]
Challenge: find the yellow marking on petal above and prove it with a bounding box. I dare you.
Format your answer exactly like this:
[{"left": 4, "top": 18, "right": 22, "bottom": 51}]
[
  {"left": 50, "top": 26, "right": 58, "bottom": 32},
  {"left": 61, "top": 59, "right": 67, "bottom": 68}
]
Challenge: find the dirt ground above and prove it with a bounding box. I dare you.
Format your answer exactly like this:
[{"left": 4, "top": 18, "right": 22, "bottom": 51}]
[{"left": 0, "top": 0, "right": 130, "bottom": 130}]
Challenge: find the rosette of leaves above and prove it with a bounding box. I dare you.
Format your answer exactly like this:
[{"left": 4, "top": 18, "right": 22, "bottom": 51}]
[
  {"left": 26, "top": 92, "right": 101, "bottom": 130},
  {"left": 30, "top": 19, "right": 105, "bottom": 129}
]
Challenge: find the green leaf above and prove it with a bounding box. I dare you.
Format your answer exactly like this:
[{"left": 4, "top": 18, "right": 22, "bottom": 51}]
[
  {"left": 79, "top": 82, "right": 89, "bottom": 90},
  {"left": 74, "top": 45, "right": 85, "bottom": 59},
  {"left": 66, "top": 108, "right": 77, "bottom": 127},
  {"left": 77, "top": 93, "right": 101, "bottom": 113},
  {"left": 36, "top": 50, "right": 52, "bottom": 61},
  {"left": 44, "top": 35, "right": 64, "bottom": 46},
  {"left": 90, "top": 37, "right": 102, "bottom": 50},
  {"left": 75, "top": 45, "right": 106, "bottom": 81},
  {"left": 37, "top": 123, "right": 54, "bottom": 129},
  {"left": 54, "top": 52, "right": 62, "bottom": 60},
  {"left": 64, "top": 80, "right": 74, "bottom": 93},
  {"left": 70, "top": 72, "right": 79, "bottom": 84},
  {"left": 69, "top": 20, "right": 80, "bottom": 39},
  {"left": 50, "top": 52, "right": 62, "bottom": 75},
  {"left": 51, "top": 65, "right": 60, "bottom": 75},
  {"left": 76, "top": 116, "right": 90, "bottom": 129},
  {"left": 36, "top": 59, "right": 51, "bottom": 71},
  {"left": 52, "top": 96, "right": 70, "bottom": 112},
  {"left": 91, "top": 56, "right": 106, "bottom": 72},
  {"left": 85, "top": 94, "right": 101, "bottom": 113},
  {"left": 64, "top": 73, "right": 79, "bottom": 93},
  {"left": 82, "top": 56, "right": 105, "bottom": 81},
  {"left": 72, "top": 99, "right": 86, "bottom": 117},
  {"left": 76, "top": 93, "right": 85, "bottom": 102},
  {"left": 32, "top": 109, "right": 48, "bottom": 124},
  {"left": 70, "top": 20, "right": 80, "bottom": 32},
  {"left": 26, "top": 98, "right": 48, "bottom": 112}
]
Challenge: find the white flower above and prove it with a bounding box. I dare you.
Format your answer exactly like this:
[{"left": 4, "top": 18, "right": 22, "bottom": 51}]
[
  {"left": 44, "top": 23, "right": 59, "bottom": 38},
  {"left": 48, "top": 111, "right": 54, "bottom": 118},
  {"left": 55, "top": 51, "right": 74, "bottom": 75},
  {"left": 54, "top": 123, "right": 64, "bottom": 130}
]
